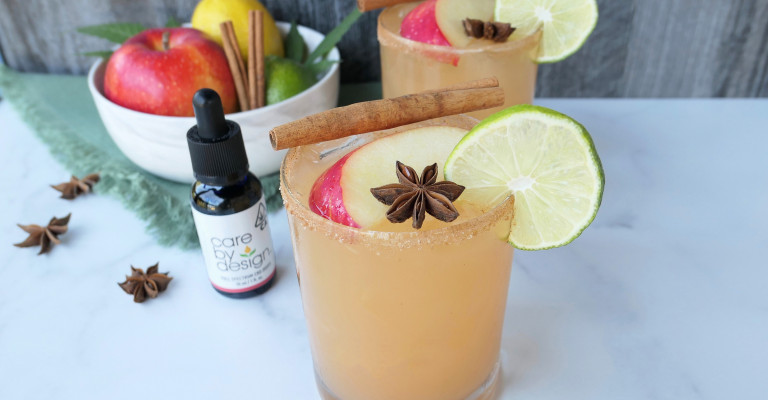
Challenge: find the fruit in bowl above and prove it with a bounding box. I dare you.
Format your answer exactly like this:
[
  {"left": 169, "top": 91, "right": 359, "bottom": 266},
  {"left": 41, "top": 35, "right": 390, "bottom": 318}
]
[
  {"left": 104, "top": 27, "right": 237, "bottom": 117},
  {"left": 82, "top": 0, "right": 362, "bottom": 116},
  {"left": 79, "top": 1, "right": 362, "bottom": 182},
  {"left": 86, "top": 22, "right": 341, "bottom": 182}
]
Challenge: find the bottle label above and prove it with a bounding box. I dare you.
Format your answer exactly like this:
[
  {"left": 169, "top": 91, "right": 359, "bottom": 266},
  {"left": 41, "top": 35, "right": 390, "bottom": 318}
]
[{"left": 191, "top": 199, "right": 276, "bottom": 293}]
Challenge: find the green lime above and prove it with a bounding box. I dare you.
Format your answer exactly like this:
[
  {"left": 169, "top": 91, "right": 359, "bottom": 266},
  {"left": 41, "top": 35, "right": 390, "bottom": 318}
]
[
  {"left": 265, "top": 56, "right": 318, "bottom": 105},
  {"left": 444, "top": 105, "right": 604, "bottom": 250},
  {"left": 494, "top": 0, "right": 598, "bottom": 63}
]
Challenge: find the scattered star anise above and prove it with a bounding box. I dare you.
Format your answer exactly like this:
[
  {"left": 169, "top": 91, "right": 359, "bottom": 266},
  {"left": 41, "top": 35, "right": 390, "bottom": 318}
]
[
  {"left": 463, "top": 18, "right": 515, "bottom": 42},
  {"left": 51, "top": 173, "right": 100, "bottom": 200},
  {"left": 370, "top": 161, "right": 465, "bottom": 229},
  {"left": 118, "top": 263, "right": 173, "bottom": 303},
  {"left": 14, "top": 214, "right": 71, "bottom": 255}
]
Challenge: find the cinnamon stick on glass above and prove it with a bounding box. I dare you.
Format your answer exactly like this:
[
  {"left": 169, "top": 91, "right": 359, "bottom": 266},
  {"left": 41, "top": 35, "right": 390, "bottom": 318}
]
[
  {"left": 270, "top": 78, "right": 505, "bottom": 150},
  {"left": 220, "top": 21, "right": 250, "bottom": 111}
]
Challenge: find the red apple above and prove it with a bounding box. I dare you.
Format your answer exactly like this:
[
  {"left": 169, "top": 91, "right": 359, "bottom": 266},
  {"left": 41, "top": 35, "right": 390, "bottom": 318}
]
[
  {"left": 104, "top": 27, "right": 237, "bottom": 116},
  {"left": 309, "top": 126, "right": 468, "bottom": 228}
]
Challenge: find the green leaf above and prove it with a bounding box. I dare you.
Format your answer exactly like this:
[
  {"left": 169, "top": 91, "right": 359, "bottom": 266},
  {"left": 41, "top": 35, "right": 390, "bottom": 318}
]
[
  {"left": 77, "top": 23, "right": 146, "bottom": 44},
  {"left": 165, "top": 16, "right": 181, "bottom": 28},
  {"left": 285, "top": 21, "right": 306, "bottom": 63},
  {"left": 304, "top": 59, "right": 339, "bottom": 78},
  {"left": 81, "top": 50, "right": 113, "bottom": 59},
  {"left": 305, "top": 7, "right": 362, "bottom": 65}
]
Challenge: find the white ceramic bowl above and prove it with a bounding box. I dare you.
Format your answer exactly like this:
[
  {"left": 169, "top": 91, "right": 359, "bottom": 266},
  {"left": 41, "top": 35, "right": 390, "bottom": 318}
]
[{"left": 88, "top": 22, "right": 340, "bottom": 183}]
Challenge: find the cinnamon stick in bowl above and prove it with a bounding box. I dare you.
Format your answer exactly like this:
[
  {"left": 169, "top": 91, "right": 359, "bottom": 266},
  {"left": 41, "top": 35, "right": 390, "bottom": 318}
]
[
  {"left": 269, "top": 77, "right": 504, "bottom": 150},
  {"left": 220, "top": 21, "right": 250, "bottom": 111},
  {"left": 248, "top": 10, "right": 266, "bottom": 109}
]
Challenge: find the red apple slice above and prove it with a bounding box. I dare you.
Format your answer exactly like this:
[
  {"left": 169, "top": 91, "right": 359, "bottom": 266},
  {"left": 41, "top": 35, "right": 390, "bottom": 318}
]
[
  {"left": 309, "top": 152, "right": 361, "bottom": 228},
  {"left": 400, "top": 0, "right": 460, "bottom": 65},
  {"left": 435, "top": 0, "right": 495, "bottom": 48},
  {"left": 400, "top": 0, "right": 451, "bottom": 47},
  {"left": 309, "top": 126, "right": 468, "bottom": 228}
]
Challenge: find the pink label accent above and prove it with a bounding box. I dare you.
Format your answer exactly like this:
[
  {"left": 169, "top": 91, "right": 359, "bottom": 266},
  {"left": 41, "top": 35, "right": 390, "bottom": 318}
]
[{"left": 211, "top": 269, "right": 275, "bottom": 293}]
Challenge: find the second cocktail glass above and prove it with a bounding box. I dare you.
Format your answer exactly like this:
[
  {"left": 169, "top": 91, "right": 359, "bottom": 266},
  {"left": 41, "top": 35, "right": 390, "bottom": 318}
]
[
  {"left": 281, "top": 115, "right": 516, "bottom": 400},
  {"left": 378, "top": 2, "right": 541, "bottom": 119}
]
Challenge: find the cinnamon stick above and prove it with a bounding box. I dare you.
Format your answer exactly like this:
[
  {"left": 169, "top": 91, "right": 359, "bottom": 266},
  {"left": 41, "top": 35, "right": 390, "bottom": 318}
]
[
  {"left": 250, "top": 10, "right": 266, "bottom": 108},
  {"left": 220, "top": 21, "right": 249, "bottom": 111},
  {"left": 270, "top": 85, "right": 505, "bottom": 150},
  {"left": 357, "top": 0, "right": 415, "bottom": 12}
]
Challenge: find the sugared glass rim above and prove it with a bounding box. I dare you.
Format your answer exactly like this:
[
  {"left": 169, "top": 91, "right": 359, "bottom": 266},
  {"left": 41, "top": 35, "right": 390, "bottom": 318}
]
[
  {"left": 279, "top": 115, "right": 516, "bottom": 249},
  {"left": 377, "top": 2, "right": 543, "bottom": 55}
]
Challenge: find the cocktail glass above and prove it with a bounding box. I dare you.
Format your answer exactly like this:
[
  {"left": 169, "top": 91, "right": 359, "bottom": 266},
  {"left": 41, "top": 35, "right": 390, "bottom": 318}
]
[
  {"left": 378, "top": 2, "right": 541, "bottom": 119},
  {"left": 281, "top": 115, "right": 516, "bottom": 400}
]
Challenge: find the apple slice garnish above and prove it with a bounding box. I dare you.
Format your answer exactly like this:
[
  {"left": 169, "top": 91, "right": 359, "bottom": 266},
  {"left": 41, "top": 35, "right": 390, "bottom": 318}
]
[
  {"left": 399, "top": 0, "right": 460, "bottom": 65},
  {"left": 400, "top": 0, "right": 451, "bottom": 47},
  {"left": 309, "top": 126, "right": 468, "bottom": 228},
  {"left": 435, "top": 0, "right": 495, "bottom": 48}
]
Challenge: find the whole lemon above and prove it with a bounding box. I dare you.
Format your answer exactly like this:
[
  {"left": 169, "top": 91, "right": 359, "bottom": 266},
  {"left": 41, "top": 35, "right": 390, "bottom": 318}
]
[{"left": 191, "top": 0, "right": 284, "bottom": 59}]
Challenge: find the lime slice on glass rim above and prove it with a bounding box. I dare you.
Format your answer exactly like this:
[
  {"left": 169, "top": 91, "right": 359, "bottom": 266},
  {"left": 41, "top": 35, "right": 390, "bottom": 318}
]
[
  {"left": 444, "top": 105, "right": 604, "bottom": 250},
  {"left": 495, "top": 0, "right": 598, "bottom": 63}
]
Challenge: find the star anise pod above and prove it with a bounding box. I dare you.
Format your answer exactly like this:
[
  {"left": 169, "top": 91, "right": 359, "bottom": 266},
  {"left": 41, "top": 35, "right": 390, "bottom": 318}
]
[
  {"left": 14, "top": 214, "right": 71, "bottom": 255},
  {"left": 463, "top": 18, "right": 515, "bottom": 42},
  {"left": 51, "top": 173, "right": 100, "bottom": 200},
  {"left": 118, "top": 263, "right": 173, "bottom": 303},
  {"left": 370, "top": 161, "right": 465, "bottom": 229}
]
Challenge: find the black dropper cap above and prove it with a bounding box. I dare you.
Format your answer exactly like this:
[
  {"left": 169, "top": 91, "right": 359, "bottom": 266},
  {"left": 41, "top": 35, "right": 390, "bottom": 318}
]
[{"left": 187, "top": 89, "right": 249, "bottom": 186}]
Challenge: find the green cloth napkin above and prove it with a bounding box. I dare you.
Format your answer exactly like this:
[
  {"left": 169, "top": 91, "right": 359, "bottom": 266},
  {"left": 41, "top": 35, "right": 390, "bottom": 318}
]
[{"left": 0, "top": 64, "right": 381, "bottom": 248}]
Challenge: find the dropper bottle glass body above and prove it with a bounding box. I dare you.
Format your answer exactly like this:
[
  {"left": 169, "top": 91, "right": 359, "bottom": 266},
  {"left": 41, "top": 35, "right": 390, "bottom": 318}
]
[
  {"left": 191, "top": 172, "right": 275, "bottom": 298},
  {"left": 187, "top": 88, "right": 276, "bottom": 298}
]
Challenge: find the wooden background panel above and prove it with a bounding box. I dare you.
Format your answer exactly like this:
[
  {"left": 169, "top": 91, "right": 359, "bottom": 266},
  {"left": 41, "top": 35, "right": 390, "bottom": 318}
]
[{"left": 0, "top": 0, "right": 767, "bottom": 97}]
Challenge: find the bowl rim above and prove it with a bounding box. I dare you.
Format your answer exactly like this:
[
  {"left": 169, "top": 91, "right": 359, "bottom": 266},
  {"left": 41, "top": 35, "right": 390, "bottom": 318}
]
[{"left": 87, "top": 21, "right": 340, "bottom": 121}]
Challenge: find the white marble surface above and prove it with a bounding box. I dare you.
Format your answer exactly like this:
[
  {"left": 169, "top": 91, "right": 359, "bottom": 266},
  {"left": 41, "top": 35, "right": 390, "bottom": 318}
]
[{"left": 1, "top": 98, "right": 767, "bottom": 399}]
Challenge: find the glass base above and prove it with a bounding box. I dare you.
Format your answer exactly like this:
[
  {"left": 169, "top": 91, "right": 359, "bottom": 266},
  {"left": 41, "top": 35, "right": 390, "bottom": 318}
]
[{"left": 315, "top": 357, "right": 501, "bottom": 400}]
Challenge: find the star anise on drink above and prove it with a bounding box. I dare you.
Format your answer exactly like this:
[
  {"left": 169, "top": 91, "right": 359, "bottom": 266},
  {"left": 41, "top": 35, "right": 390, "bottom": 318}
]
[
  {"left": 51, "top": 173, "right": 100, "bottom": 200},
  {"left": 463, "top": 18, "right": 515, "bottom": 42},
  {"left": 14, "top": 214, "right": 71, "bottom": 255},
  {"left": 118, "top": 263, "right": 173, "bottom": 303},
  {"left": 370, "top": 161, "right": 465, "bottom": 229}
]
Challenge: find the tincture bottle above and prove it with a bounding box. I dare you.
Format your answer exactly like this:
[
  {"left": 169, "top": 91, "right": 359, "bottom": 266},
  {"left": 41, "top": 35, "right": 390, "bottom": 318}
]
[{"left": 187, "top": 88, "right": 276, "bottom": 298}]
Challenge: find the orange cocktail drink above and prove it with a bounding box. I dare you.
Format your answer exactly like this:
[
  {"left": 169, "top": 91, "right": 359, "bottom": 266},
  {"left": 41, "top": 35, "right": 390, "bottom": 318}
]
[{"left": 281, "top": 116, "right": 515, "bottom": 400}]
